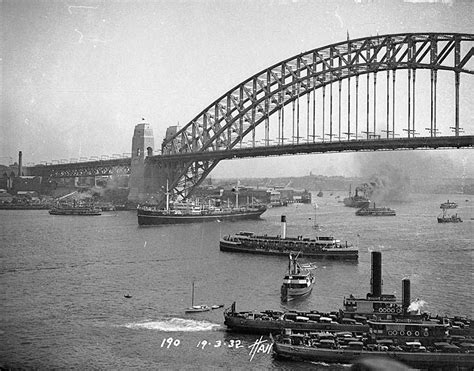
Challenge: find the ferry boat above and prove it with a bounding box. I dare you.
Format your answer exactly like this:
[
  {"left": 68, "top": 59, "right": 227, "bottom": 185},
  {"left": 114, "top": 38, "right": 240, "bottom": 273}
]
[
  {"left": 343, "top": 185, "right": 370, "bottom": 208},
  {"left": 440, "top": 200, "right": 458, "bottom": 209},
  {"left": 223, "top": 252, "right": 472, "bottom": 336},
  {"left": 271, "top": 321, "right": 474, "bottom": 369},
  {"left": 281, "top": 253, "right": 316, "bottom": 302},
  {"left": 137, "top": 202, "right": 266, "bottom": 225},
  {"left": 49, "top": 201, "right": 102, "bottom": 216},
  {"left": 220, "top": 216, "right": 358, "bottom": 260},
  {"left": 355, "top": 203, "right": 396, "bottom": 216}
]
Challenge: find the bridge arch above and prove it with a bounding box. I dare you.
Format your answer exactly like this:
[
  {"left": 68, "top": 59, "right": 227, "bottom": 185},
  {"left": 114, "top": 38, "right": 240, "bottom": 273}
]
[
  {"left": 162, "top": 33, "right": 473, "bottom": 155},
  {"left": 153, "top": 33, "right": 473, "bottom": 204}
]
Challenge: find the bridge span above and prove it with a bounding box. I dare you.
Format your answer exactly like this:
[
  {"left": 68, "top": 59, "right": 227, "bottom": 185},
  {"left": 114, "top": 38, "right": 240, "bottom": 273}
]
[{"left": 21, "top": 32, "right": 473, "bottom": 206}]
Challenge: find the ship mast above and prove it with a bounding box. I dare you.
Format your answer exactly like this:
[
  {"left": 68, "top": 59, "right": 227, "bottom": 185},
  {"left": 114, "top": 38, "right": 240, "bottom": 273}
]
[
  {"left": 165, "top": 179, "right": 170, "bottom": 212},
  {"left": 235, "top": 181, "right": 240, "bottom": 208}
]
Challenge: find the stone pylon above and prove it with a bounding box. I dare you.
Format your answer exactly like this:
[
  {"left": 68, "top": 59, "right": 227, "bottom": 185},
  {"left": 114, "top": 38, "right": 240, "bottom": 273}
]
[{"left": 128, "top": 119, "right": 154, "bottom": 203}]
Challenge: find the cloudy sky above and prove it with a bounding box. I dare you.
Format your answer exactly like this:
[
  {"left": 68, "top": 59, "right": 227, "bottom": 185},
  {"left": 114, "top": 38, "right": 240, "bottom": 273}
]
[{"left": 1, "top": 0, "right": 473, "bottom": 179}]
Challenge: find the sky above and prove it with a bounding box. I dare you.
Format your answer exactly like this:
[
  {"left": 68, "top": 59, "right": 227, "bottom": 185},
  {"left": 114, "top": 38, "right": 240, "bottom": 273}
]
[{"left": 1, "top": 0, "right": 473, "bottom": 179}]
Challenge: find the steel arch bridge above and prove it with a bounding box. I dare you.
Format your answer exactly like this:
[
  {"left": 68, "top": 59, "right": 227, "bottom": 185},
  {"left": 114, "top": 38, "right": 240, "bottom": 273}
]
[{"left": 152, "top": 32, "right": 473, "bottom": 204}]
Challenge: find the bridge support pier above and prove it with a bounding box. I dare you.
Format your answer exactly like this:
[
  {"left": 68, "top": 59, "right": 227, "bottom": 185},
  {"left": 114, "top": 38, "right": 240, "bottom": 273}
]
[{"left": 128, "top": 120, "right": 155, "bottom": 203}]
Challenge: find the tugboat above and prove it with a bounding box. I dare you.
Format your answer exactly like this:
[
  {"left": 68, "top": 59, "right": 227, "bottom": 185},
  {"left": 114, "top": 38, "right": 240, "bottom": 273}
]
[
  {"left": 281, "top": 253, "right": 316, "bottom": 302},
  {"left": 223, "top": 252, "right": 472, "bottom": 336},
  {"left": 271, "top": 321, "right": 474, "bottom": 369},
  {"left": 437, "top": 199, "right": 462, "bottom": 223},
  {"left": 343, "top": 185, "right": 370, "bottom": 208},
  {"left": 220, "top": 215, "right": 358, "bottom": 260},
  {"left": 437, "top": 211, "right": 462, "bottom": 223},
  {"left": 355, "top": 203, "right": 396, "bottom": 216}
]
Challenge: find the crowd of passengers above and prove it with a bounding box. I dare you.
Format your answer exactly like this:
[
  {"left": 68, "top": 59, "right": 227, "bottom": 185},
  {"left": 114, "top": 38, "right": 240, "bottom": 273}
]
[{"left": 223, "top": 235, "right": 339, "bottom": 250}]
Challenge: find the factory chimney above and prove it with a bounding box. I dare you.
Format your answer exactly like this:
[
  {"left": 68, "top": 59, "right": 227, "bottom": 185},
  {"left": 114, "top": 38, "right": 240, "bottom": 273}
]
[{"left": 18, "top": 151, "right": 23, "bottom": 176}]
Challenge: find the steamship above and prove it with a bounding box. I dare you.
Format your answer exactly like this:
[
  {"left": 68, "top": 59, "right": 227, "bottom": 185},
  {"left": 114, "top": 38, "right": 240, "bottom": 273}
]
[
  {"left": 137, "top": 181, "right": 267, "bottom": 225},
  {"left": 224, "top": 252, "right": 472, "bottom": 337},
  {"left": 343, "top": 185, "right": 370, "bottom": 208},
  {"left": 220, "top": 215, "right": 358, "bottom": 260},
  {"left": 137, "top": 202, "right": 266, "bottom": 225}
]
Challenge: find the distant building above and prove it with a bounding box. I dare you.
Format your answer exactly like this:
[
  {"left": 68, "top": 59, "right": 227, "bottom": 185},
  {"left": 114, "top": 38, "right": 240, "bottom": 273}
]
[
  {"left": 0, "top": 190, "right": 13, "bottom": 204},
  {"left": 13, "top": 176, "right": 42, "bottom": 194}
]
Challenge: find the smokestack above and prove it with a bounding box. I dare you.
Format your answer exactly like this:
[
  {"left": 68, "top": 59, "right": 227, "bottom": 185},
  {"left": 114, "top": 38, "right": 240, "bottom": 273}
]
[
  {"left": 402, "top": 279, "right": 411, "bottom": 315},
  {"left": 18, "top": 151, "right": 22, "bottom": 176},
  {"left": 281, "top": 215, "right": 287, "bottom": 239},
  {"left": 370, "top": 251, "right": 382, "bottom": 297}
]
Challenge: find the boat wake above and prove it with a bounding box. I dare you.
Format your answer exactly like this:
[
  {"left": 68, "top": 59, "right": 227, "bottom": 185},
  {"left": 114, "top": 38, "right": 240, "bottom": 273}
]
[
  {"left": 124, "top": 317, "right": 221, "bottom": 332},
  {"left": 310, "top": 361, "right": 351, "bottom": 368}
]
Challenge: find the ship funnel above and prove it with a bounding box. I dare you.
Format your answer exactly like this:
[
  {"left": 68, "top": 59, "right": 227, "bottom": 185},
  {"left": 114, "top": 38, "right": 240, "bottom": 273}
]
[
  {"left": 402, "top": 278, "right": 411, "bottom": 315},
  {"left": 370, "top": 251, "right": 382, "bottom": 297},
  {"left": 281, "top": 215, "right": 287, "bottom": 239}
]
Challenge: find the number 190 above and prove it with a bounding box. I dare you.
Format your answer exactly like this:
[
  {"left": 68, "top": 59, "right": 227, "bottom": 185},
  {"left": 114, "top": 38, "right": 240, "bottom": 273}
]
[{"left": 161, "top": 337, "right": 180, "bottom": 349}]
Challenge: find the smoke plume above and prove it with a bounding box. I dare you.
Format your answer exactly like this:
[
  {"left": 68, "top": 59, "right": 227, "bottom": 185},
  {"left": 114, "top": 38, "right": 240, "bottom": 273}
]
[{"left": 407, "top": 298, "right": 426, "bottom": 313}]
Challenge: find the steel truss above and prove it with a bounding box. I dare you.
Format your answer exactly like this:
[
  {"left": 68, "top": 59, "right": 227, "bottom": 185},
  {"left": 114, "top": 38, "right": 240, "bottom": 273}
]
[
  {"left": 27, "top": 159, "right": 131, "bottom": 178},
  {"left": 159, "top": 33, "right": 474, "bottom": 202}
]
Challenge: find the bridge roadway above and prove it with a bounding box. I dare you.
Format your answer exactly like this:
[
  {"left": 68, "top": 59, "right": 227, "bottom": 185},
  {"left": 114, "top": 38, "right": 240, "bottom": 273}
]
[
  {"left": 149, "top": 135, "right": 474, "bottom": 163},
  {"left": 26, "top": 135, "right": 473, "bottom": 178}
]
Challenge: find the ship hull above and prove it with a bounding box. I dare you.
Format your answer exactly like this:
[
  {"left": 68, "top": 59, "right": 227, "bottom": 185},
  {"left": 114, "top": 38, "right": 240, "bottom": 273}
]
[
  {"left": 281, "top": 286, "right": 314, "bottom": 302},
  {"left": 138, "top": 208, "right": 266, "bottom": 225},
  {"left": 437, "top": 217, "right": 462, "bottom": 223},
  {"left": 220, "top": 240, "right": 358, "bottom": 260},
  {"left": 49, "top": 209, "right": 101, "bottom": 216},
  {"left": 273, "top": 341, "right": 474, "bottom": 368},
  {"left": 224, "top": 314, "right": 367, "bottom": 335},
  {"left": 356, "top": 210, "right": 396, "bottom": 216},
  {"left": 343, "top": 198, "right": 370, "bottom": 208},
  {"left": 223, "top": 311, "right": 473, "bottom": 337}
]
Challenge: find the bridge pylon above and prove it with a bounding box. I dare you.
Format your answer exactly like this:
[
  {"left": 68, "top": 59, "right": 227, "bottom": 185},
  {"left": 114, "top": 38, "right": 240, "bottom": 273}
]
[{"left": 128, "top": 119, "right": 155, "bottom": 203}]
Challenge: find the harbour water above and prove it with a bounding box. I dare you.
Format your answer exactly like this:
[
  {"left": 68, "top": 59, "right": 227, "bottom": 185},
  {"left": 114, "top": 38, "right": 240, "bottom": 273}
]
[{"left": 1, "top": 192, "right": 472, "bottom": 370}]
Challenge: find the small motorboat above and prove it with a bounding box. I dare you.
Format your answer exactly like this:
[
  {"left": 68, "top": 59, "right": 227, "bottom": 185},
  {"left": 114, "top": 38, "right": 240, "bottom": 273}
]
[
  {"left": 124, "top": 294, "right": 132, "bottom": 299},
  {"left": 211, "top": 304, "right": 224, "bottom": 310}
]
